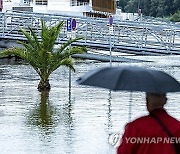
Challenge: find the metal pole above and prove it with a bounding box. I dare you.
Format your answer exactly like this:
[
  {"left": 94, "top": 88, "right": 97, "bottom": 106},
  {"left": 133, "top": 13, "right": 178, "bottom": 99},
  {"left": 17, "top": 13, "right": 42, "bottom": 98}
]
[
  {"left": 138, "top": 0, "right": 140, "bottom": 11},
  {"left": 69, "top": 66, "right": 71, "bottom": 92},
  {"left": 3, "top": 12, "right": 5, "bottom": 37},
  {"left": 69, "top": 40, "right": 71, "bottom": 91},
  {"left": 109, "top": 16, "right": 113, "bottom": 67},
  {"left": 67, "top": 18, "right": 72, "bottom": 93},
  {"left": 85, "top": 20, "right": 88, "bottom": 44},
  {"left": 110, "top": 34, "right": 112, "bottom": 67},
  {"left": 69, "top": 65, "right": 71, "bottom": 100},
  {"left": 128, "top": 92, "right": 132, "bottom": 122}
]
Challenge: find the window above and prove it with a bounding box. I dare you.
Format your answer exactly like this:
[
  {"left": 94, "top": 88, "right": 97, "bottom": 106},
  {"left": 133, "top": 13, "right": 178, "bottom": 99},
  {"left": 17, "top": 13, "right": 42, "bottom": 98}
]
[
  {"left": 23, "top": 0, "right": 30, "bottom": 4},
  {"left": 77, "top": 0, "right": 89, "bottom": 2},
  {"left": 35, "top": 0, "right": 48, "bottom": 5},
  {"left": 71, "top": 0, "right": 89, "bottom": 6},
  {"left": 71, "top": 0, "right": 75, "bottom": 6}
]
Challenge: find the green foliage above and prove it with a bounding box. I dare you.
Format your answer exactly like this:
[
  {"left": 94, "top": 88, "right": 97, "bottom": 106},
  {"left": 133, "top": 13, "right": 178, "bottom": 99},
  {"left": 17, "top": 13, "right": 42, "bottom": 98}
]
[
  {"left": 118, "top": 0, "right": 180, "bottom": 18},
  {"left": 116, "top": 0, "right": 130, "bottom": 12},
  {"left": 170, "top": 10, "right": 180, "bottom": 22},
  {"left": 0, "top": 20, "right": 86, "bottom": 88},
  {"left": 124, "top": 0, "right": 138, "bottom": 13}
]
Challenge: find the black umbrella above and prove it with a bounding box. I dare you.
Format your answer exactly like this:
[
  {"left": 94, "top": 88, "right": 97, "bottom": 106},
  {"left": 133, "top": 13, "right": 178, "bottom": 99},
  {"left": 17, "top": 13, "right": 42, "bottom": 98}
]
[{"left": 77, "top": 66, "right": 180, "bottom": 93}]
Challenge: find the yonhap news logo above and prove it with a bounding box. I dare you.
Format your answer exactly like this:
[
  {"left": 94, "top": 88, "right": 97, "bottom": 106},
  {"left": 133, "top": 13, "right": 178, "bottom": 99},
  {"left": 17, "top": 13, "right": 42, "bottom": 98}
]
[
  {"left": 108, "top": 133, "right": 122, "bottom": 147},
  {"left": 125, "top": 137, "right": 180, "bottom": 144},
  {"left": 108, "top": 133, "right": 180, "bottom": 147}
]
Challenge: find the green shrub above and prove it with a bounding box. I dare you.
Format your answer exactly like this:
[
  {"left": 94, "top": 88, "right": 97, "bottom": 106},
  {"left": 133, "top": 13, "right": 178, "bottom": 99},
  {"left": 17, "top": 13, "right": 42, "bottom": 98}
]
[{"left": 170, "top": 10, "right": 180, "bottom": 22}]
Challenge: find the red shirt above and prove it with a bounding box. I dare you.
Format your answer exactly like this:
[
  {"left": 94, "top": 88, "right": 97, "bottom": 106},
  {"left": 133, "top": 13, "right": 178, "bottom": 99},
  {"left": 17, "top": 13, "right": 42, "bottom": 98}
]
[{"left": 117, "top": 109, "right": 180, "bottom": 154}]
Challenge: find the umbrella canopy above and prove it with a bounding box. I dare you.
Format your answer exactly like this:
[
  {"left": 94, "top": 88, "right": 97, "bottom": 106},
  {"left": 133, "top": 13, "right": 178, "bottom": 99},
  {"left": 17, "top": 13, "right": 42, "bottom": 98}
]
[{"left": 77, "top": 66, "right": 180, "bottom": 93}]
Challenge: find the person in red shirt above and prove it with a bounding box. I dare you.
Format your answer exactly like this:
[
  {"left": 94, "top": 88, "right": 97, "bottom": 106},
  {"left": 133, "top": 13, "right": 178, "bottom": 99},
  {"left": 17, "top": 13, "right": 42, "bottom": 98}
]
[{"left": 117, "top": 93, "right": 180, "bottom": 154}]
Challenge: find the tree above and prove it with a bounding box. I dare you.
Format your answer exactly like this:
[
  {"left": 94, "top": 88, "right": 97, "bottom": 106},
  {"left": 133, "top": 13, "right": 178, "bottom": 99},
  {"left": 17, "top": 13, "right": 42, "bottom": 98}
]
[
  {"left": 116, "top": 0, "right": 130, "bottom": 12},
  {"left": 170, "top": 10, "right": 180, "bottom": 22},
  {"left": 149, "top": 0, "right": 159, "bottom": 17},
  {"left": 0, "top": 20, "right": 86, "bottom": 91},
  {"left": 125, "top": 0, "right": 142, "bottom": 13},
  {"left": 173, "top": 0, "right": 180, "bottom": 14},
  {"left": 140, "top": 0, "right": 151, "bottom": 16},
  {"left": 120, "top": 0, "right": 179, "bottom": 18}
]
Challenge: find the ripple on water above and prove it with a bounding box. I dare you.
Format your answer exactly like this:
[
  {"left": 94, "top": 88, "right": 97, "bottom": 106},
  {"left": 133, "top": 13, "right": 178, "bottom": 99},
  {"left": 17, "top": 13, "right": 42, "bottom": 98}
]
[{"left": 0, "top": 56, "right": 180, "bottom": 154}]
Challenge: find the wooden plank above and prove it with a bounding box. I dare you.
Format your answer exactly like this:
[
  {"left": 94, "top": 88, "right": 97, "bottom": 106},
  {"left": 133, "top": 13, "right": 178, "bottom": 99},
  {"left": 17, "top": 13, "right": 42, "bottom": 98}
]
[{"left": 92, "top": 0, "right": 116, "bottom": 14}]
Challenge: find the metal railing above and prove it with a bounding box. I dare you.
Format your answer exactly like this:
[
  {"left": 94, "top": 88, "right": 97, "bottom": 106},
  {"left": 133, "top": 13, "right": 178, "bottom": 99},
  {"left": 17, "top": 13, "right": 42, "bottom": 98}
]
[{"left": 0, "top": 10, "right": 180, "bottom": 55}]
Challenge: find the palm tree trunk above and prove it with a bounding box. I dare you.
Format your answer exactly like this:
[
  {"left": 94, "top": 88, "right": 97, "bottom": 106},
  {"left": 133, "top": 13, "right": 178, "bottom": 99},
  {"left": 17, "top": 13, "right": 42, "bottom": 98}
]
[{"left": 38, "top": 79, "right": 51, "bottom": 91}]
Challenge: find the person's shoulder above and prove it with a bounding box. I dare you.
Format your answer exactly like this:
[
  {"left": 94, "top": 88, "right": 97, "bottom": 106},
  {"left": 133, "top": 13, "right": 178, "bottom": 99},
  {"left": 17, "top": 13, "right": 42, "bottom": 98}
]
[
  {"left": 166, "top": 112, "right": 180, "bottom": 121},
  {"left": 166, "top": 112, "right": 180, "bottom": 126},
  {"left": 132, "top": 115, "right": 150, "bottom": 123},
  {"left": 126, "top": 115, "right": 151, "bottom": 128}
]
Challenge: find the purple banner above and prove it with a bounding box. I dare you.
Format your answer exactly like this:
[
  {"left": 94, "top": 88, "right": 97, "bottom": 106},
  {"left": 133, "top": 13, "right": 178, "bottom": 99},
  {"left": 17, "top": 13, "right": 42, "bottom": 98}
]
[
  {"left": 109, "top": 16, "right": 113, "bottom": 26},
  {"left": 72, "top": 19, "right": 76, "bottom": 30},
  {"left": 0, "top": 0, "right": 3, "bottom": 10}
]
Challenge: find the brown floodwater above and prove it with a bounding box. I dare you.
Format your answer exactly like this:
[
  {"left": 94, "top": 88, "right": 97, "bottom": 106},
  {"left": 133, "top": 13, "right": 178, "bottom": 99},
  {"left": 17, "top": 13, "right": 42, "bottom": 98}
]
[{"left": 0, "top": 55, "right": 180, "bottom": 154}]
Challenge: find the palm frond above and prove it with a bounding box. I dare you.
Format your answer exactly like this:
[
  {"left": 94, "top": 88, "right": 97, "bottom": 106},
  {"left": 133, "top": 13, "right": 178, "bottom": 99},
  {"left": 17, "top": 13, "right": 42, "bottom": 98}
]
[
  {"left": 68, "top": 46, "right": 87, "bottom": 56},
  {"left": 17, "top": 40, "right": 34, "bottom": 53},
  {"left": 19, "top": 27, "right": 35, "bottom": 47},
  {"left": 27, "top": 26, "right": 41, "bottom": 49},
  {"left": 41, "top": 20, "right": 64, "bottom": 52},
  {"left": 56, "top": 37, "right": 84, "bottom": 56},
  {"left": 47, "top": 58, "right": 75, "bottom": 76},
  {"left": 0, "top": 48, "right": 42, "bottom": 76}
]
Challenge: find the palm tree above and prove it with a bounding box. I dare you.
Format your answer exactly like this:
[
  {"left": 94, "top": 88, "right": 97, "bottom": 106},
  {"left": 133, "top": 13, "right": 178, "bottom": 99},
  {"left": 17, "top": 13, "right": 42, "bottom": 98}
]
[{"left": 0, "top": 20, "right": 86, "bottom": 91}]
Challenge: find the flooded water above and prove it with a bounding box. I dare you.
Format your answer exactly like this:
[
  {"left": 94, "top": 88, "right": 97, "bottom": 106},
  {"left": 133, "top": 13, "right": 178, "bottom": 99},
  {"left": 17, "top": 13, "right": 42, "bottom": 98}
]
[{"left": 0, "top": 55, "right": 180, "bottom": 154}]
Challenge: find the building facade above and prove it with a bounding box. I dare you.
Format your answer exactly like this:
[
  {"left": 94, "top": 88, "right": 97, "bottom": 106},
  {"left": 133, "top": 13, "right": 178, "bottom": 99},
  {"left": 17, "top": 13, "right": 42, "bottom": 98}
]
[{"left": 2, "top": 0, "right": 117, "bottom": 17}]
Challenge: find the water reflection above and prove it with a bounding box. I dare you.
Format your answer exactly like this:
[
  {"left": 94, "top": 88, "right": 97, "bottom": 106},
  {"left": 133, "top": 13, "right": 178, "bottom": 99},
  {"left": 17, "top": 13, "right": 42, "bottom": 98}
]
[
  {"left": 107, "top": 90, "right": 112, "bottom": 132},
  {"left": 62, "top": 86, "right": 75, "bottom": 153},
  {"left": 28, "top": 92, "right": 58, "bottom": 134},
  {"left": 64, "top": 86, "right": 73, "bottom": 127},
  {"left": 0, "top": 56, "right": 180, "bottom": 154},
  {"left": 128, "top": 92, "right": 133, "bottom": 122}
]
